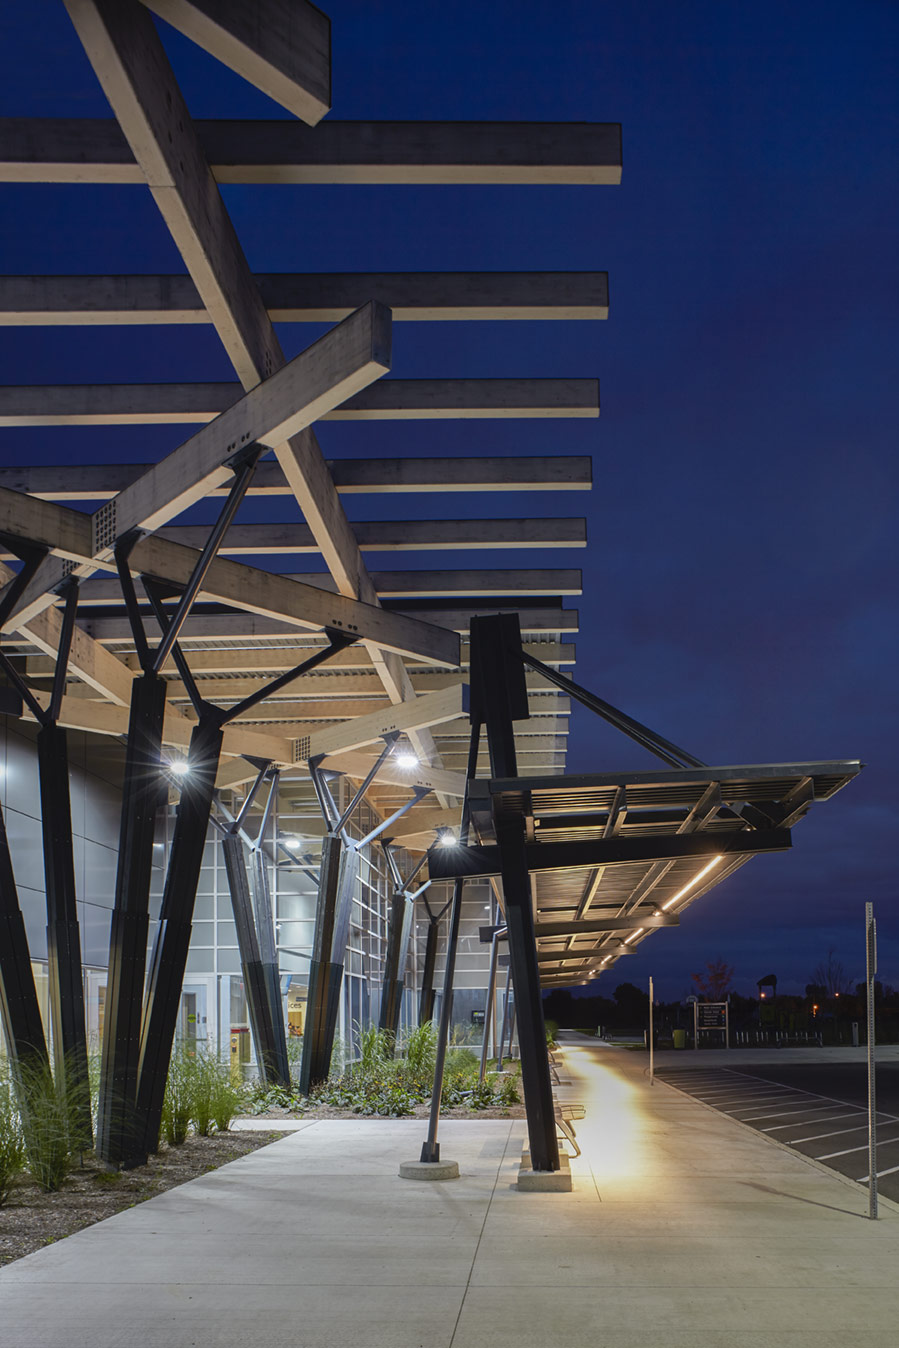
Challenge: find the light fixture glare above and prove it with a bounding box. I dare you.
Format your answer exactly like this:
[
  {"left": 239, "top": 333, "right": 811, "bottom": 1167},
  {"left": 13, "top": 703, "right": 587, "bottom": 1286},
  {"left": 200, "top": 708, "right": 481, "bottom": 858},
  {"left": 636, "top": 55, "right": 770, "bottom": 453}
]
[{"left": 660, "top": 855, "right": 723, "bottom": 911}]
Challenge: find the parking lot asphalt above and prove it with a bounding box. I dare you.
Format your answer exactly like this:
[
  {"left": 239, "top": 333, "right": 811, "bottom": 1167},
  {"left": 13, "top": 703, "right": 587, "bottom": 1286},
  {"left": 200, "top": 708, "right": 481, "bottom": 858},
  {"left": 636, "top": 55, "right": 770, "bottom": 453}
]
[{"left": 655, "top": 1058, "right": 899, "bottom": 1203}]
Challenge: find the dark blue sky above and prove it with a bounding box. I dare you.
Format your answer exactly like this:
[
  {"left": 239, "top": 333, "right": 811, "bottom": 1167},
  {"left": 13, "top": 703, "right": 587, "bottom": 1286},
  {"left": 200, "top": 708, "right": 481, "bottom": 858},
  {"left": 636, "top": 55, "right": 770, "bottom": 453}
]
[{"left": 1, "top": 1, "right": 896, "bottom": 998}]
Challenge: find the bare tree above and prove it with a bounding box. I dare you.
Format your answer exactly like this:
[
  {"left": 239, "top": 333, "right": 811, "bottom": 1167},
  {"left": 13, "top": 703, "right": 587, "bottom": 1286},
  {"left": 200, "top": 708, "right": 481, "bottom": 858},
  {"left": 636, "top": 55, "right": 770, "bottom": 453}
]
[
  {"left": 810, "top": 949, "right": 850, "bottom": 998},
  {"left": 691, "top": 958, "right": 735, "bottom": 1000}
]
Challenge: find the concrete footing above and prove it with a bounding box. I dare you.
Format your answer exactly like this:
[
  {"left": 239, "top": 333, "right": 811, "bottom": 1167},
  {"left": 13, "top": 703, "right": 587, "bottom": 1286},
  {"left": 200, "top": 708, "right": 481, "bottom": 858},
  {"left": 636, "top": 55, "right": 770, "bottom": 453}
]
[
  {"left": 398, "top": 1158, "right": 460, "bottom": 1181},
  {"left": 518, "top": 1149, "right": 572, "bottom": 1191}
]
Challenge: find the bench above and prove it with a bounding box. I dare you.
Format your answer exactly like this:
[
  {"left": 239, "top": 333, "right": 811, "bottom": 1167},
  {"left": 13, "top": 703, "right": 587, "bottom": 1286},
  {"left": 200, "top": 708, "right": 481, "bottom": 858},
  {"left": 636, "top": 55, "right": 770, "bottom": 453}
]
[{"left": 554, "top": 1102, "right": 586, "bottom": 1157}]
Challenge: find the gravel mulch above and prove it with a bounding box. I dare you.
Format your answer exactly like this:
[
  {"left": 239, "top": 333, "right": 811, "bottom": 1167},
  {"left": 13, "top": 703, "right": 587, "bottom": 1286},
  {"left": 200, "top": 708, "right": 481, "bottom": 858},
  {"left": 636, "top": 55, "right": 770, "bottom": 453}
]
[{"left": 0, "top": 1130, "right": 284, "bottom": 1270}]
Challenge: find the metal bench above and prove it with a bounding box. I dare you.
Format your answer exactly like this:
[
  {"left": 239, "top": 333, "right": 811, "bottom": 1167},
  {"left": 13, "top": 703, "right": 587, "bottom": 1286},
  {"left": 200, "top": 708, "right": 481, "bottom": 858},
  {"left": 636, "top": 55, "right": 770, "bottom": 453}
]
[{"left": 554, "top": 1102, "right": 586, "bottom": 1157}]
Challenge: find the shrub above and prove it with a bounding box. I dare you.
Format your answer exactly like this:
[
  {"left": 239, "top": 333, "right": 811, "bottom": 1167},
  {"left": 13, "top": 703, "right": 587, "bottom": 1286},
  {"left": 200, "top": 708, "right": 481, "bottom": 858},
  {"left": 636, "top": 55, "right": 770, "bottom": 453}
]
[
  {"left": 0, "top": 1072, "right": 26, "bottom": 1205},
  {"left": 15, "top": 1056, "right": 72, "bottom": 1192},
  {"left": 400, "top": 1019, "right": 437, "bottom": 1086},
  {"left": 208, "top": 1064, "right": 245, "bottom": 1133},
  {"left": 160, "top": 1047, "right": 194, "bottom": 1146},
  {"left": 497, "top": 1071, "right": 521, "bottom": 1107},
  {"left": 544, "top": 1019, "right": 559, "bottom": 1046}
]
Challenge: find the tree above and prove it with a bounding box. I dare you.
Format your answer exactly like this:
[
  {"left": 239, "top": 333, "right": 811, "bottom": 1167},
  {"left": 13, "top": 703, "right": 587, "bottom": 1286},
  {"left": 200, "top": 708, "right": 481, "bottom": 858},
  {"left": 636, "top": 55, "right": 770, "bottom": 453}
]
[
  {"left": 613, "top": 982, "right": 649, "bottom": 1022},
  {"left": 810, "top": 949, "right": 850, "bottom": 998},
  {"left": 691, "top": 958, "right": 734, "bottom": 1001}
]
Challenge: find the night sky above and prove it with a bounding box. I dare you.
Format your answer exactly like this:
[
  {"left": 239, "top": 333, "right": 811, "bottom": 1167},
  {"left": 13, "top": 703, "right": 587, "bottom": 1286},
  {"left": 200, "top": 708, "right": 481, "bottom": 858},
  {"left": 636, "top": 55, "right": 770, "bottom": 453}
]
[{"left": 1, "top": 1, "right": 896, "bottom": 999}]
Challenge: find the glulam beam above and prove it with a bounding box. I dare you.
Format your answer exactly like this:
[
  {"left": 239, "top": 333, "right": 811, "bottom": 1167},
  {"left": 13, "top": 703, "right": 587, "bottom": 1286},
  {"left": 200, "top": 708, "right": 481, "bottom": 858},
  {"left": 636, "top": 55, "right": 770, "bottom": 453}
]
[
  {"left": 139, "top": 1, "right": 330, "bottom": 125},
  {"left": 0, "top": 117, "right": 623, "bottom": 185},
  {"left": 0, "top": 457, "right": 593, "bottom": 501},
  {"left": 0, "top": 377, "right": 599, "bottom": 426},
  {"left": 0, "top": 272, "right": 608, "bottom": 325}
]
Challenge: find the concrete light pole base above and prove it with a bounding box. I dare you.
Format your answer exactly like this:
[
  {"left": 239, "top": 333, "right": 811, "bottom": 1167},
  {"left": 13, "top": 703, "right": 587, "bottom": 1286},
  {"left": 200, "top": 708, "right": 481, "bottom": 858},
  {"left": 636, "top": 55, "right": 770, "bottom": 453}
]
[
  {"left": 518, "top": 1149, "right": 572, "bottom": 1191},
  {"left": 398, "top": 1159, "right": 460, "bottom": 1181}
]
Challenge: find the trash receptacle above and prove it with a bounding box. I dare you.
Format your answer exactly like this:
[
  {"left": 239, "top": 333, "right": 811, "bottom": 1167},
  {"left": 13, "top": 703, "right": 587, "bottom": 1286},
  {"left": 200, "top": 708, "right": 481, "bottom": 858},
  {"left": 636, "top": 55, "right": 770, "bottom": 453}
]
[{"left": 673, "top": 1029, "right": 687, "bottom": 1050}]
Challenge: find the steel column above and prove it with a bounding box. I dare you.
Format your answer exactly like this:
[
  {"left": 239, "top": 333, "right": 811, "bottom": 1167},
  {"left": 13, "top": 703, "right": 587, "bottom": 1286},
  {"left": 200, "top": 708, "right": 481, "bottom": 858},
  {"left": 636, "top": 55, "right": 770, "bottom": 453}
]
[
  {"left": 221, "top": 832, "right": 283, "bottom": 1085},
  {"left": 96, "top": 671, "right": 167, "bottom": 1168},
  {"left": 251, "top": 843, "right": 290, "bottom": 1087},
  {"left": 496, "top": 813, "right": 559, "bottom": 1169},
  {"left": 318, "top": 846, "right": 358, "bottom": 1081},
  {"left": 135, "top": 714, "right": 224, "bottom": 1156},
  {"left": 470, "top": 612, "right": 559, "bottom": 1171},
  {"left": 479, "top": 929, "right": 502, "bottom": 1082},
  {"left": 419, "top": 719, "right": 481, "bottom": 1164},
  {"left": 0, "top": 799, "right": 49, "bottom": 1071},
  {"left": 379, "top": 889, "right": 414, "bottom": 1039},
  {"left": 419, "top": 912, "right": 439, "bottom": 1026},
  {"left": 37, "top": 721, "right": 92, "bottom": 1144},
  {"left": 298, "top": 834, "right": 360, "bottom": 1094}
]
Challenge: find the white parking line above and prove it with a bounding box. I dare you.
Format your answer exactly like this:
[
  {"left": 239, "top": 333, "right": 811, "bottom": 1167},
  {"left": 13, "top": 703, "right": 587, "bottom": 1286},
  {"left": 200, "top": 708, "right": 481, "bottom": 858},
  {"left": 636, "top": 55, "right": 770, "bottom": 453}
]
[
  {"left": 739, "top": 1103, "right": 846, "bottom": 1122},
  {"left": 706, "top": 1098, "right": 801, "bottom": 1111},
  {"left": 725, "top": 1096, "right": 819, "bottom": 1113},
  {"left": 790, "top": 1123, "right": 871, "bottom": 1144},
  {"left": 858, "top": 1164, "right": 899, "bottom": 1183},
  {"left": 764, "top": 1111, "right": 865, "bottom": 1132},
  {"left": 817, "top": 1135, "right": 899, "bottom": 1160}
]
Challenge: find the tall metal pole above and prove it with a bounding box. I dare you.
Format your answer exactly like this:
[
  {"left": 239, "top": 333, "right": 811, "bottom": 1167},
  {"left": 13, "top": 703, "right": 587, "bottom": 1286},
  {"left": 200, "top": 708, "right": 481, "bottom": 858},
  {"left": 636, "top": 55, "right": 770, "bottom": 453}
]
[
  {"left": 866, "top": 901, "right": 878, "bottom": 1219},
  {"left": 419, "top": 720, "right": 480, "bottom": 1164},
  {"left": 649, "top": 975, "right": 654, "bottom": 1085}
]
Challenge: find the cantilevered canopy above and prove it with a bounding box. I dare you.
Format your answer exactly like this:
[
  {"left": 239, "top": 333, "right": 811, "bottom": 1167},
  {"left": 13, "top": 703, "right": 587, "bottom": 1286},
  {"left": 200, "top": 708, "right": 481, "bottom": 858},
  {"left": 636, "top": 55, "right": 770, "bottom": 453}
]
[{"left": 430, "top": 760, "right": 862, "bottom": 986}]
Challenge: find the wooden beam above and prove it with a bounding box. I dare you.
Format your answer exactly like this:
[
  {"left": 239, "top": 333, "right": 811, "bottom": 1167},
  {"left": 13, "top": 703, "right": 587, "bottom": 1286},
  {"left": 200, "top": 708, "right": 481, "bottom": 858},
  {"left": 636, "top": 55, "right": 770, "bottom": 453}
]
[
  {"left": 115, "top": 306, "right": 391, "bottom": 535},
  {"left": 149, "top": 517, "right": 587, "bottom": 554},
  {"left": 177, "top": 691, "right": 568, "bottom": 724},
  {"left": 139, "top": 1, "right": 330, "bottom": 125},
  {"left": 317, "top": 750, "right": 466, "bottom": 799},
  {"left": 0, "top": 272, "right": 609, "bottom": 325},
  {"left": 0, "top": 561, "right": 134, "bottom": 705},
  {"left": 76, "top": 606, "right": 579, "bottom": 643},
  {"left": 97, "top": 641, "right": 575, "bottom": 675},
  {"left": 379, "top": 808, "right": 461, "bottom": 844},
  {"left": 0, "top": 457, "right": 593, "bottom": 500},
  {"left": 0, "top": 117, "right": 623, "bottom": 185},
  {"left": 0, "top": 489, "right": 460, "bottom": 666},
  {"left": 73, "top": 567, "right": 583, "bottom": 602},
  {"left": 305, "top": 686, "right": 467, "bottom": 758},
  {"left": 18, "top": 688, "right": 293, "bottom": 763},
  {"left": 40, "top": 668, "right": 567, "bottom": 702},
  {"left": 0, "top": 378, "right": 599, "bottom": 426}
]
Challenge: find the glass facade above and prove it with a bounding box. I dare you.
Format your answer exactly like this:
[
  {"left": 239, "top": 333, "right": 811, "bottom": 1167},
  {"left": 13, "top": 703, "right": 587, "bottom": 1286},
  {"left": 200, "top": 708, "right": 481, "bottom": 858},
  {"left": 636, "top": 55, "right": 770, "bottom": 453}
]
[{"left": 0, "top": 719, "right": 499, "bottom": 1072}]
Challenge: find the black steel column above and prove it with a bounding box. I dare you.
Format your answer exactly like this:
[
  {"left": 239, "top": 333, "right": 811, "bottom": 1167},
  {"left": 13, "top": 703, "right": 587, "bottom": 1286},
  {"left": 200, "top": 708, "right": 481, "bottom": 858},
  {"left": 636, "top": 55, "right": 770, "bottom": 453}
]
[
  {"left": 299, "top": 833, "right": 342, "bottom": 1094},
  {"left": 470, "top": 612, "right": 559, "bottom": 1171},
  {"left": 496, "top": 813, "right": 559, "bottom": 1171},
  {"left": 419, "top": 911, "right": 439, "bottom": 1025},
  {"left": 96, "top": 671, "right": 167, "bottom": 1168},
  {"left": 0, "top": 799, "right": 49, "bottom": 1071},
  {"left": 136, "top": 715, "right": 224, "bottom": 1155},
  {"left": 319, "top": 846, "right": 358, "bottom": 1080},
  {"left": 251, "top": 845, "right": 290, "bottom": 1087},
  {"left": 37, "top": 722, "right": 92, "bottom": 1145},
  {"left": 221, "top": 832, "right": 282, "bottom": 1086},
  {"left": 379, "top": 888, "right": 413, "bottom": 1038}
]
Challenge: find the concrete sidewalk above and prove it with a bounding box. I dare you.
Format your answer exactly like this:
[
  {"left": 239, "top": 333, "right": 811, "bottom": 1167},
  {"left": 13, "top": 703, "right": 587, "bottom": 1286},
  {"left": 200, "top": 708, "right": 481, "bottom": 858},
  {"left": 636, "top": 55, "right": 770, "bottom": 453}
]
[{"left": 1, "top": 1034, "right": 897, "bottom": 1347}]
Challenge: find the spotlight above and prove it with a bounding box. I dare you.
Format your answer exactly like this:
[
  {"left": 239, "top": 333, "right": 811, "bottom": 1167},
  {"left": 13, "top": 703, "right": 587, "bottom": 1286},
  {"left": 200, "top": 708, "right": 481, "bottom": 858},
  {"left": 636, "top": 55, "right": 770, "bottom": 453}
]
[
  {"left": 436, "top": 827, "right": 456, "bottom": 848},
  {"left": 283, "top": 836, "right": 301, "bottom": 851},
  {"left": 168, "top": 760, "right": 189, "bottom": 777},
  {"left": 395, "top": 751, "right": 419, "bottom": 769}
]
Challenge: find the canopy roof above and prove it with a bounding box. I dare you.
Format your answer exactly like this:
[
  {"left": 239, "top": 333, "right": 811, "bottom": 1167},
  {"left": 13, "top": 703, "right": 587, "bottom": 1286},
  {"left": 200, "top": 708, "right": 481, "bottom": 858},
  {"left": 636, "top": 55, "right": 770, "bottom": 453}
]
[{"left": 453, "top": 760, "right": 863, "bottom": 986}]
